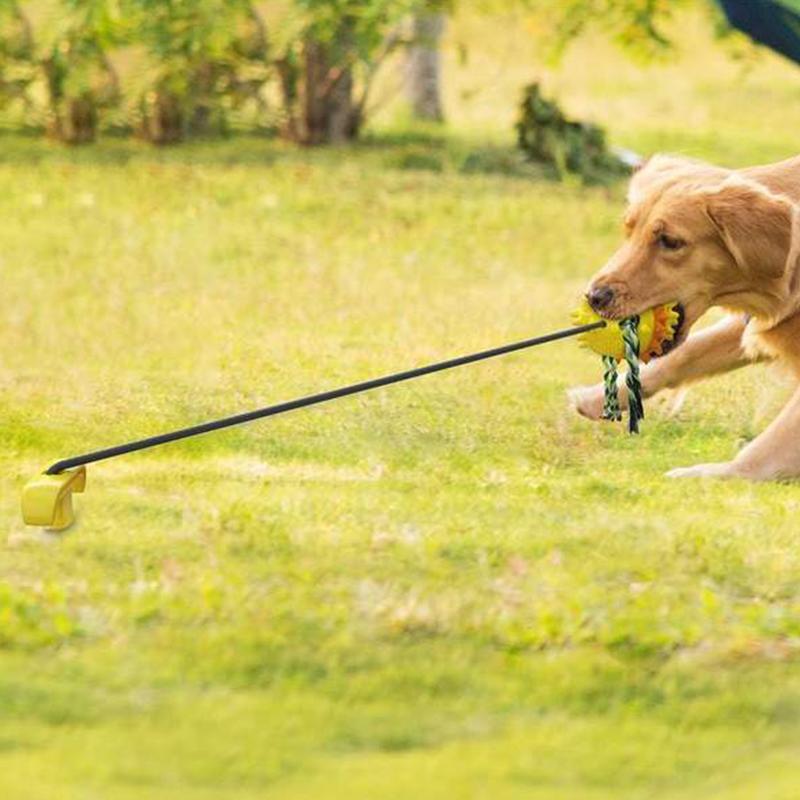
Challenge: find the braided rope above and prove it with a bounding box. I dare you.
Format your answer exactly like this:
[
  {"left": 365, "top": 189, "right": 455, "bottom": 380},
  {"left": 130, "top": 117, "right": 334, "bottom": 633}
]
[
  {"left": 620, "top": 316, "right": 644, "bottom": 434},
  {"left": 601, "top": 355, "right": 621, "bottom": 421}
]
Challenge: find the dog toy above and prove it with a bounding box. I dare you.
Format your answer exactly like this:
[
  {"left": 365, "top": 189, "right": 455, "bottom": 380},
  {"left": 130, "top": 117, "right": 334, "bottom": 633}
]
[
  {"left": 572, "top": 300, "right": 682, "bottom": 433},
  {"left": 21, "top": 320, "right": 608, "bottom": 531},
  {"left": 20, "top": 301, "right": 682, "bottom": 532}
]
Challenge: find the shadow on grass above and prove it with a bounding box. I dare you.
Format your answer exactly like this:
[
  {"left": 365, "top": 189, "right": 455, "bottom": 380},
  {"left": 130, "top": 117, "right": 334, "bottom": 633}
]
[
  {"left": 354, "top": 129, "right": 564, "bottom": 180},
  {"left": 0, "top": 129, "right": 622, "bottom": 185}
]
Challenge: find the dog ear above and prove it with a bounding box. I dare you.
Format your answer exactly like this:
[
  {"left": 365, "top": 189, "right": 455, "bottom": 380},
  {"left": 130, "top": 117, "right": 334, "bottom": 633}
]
[{"left": 705, "top": 181, "right": 797, "bottom": 280}]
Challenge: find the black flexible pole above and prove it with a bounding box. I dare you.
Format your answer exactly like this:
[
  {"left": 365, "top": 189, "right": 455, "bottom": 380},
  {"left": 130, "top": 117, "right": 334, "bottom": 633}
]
[{"left": 45, "top": 321, "right": 605, "bottom": 475}]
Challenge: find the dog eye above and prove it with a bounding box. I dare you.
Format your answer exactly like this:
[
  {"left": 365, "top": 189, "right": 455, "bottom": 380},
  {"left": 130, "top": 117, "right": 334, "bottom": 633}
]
[{"left": 657, "top": 232, "right": 685, "bottom": 251}]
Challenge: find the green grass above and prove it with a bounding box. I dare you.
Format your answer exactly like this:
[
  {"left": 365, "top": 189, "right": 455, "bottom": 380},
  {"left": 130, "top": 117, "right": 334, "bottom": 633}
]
[{"left": 2, "top": 8, "right": 800, "bottom": 799}]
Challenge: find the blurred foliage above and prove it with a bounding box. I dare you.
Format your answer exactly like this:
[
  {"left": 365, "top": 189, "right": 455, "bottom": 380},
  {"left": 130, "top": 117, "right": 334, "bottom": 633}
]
[
  {"left": 515, "top": 82, "right": 628, "bottom": 184},
  {"left": 541, "top": 0, "right": 694, "bottom": 61},
  {"left": 0, "top": 0, "right": 423, "bottom": 143},
  {"left": 0, "top": 0, "right": 122, "bottom": 141},
  {"left": 123, "top": 0, "right": 269, "bottom": 143},
  {"left": 273, "top": 0, "right": 418, "bottom": 143},
  {"left": 477, "top": 0, "right": 747, "bottom": 64},
  {"left": 0, "top": 1, "right": 764, "bottom": 144}
]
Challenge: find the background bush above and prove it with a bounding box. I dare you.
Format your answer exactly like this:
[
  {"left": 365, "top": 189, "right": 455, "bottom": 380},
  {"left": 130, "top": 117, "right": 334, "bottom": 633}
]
[
  {"left": 0, "top": 0, "right": 420, "bottom": 144},
  {"left": 0, "top": 1, "right": 735, "bottom": 146}
]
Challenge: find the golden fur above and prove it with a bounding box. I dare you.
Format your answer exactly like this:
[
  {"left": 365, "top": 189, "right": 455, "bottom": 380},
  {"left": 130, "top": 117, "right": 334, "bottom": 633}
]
[{"left": 570, "top": 153, "right": 800, "bottom": 480}]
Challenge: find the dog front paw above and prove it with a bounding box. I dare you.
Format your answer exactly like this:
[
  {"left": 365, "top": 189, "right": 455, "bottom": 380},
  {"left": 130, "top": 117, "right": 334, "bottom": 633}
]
[
  {"left": 568, "top": 384, "right": 608, "bottom": 421},
  {"left": 665, "top": 461, "right": 736, "bottom": 479}
]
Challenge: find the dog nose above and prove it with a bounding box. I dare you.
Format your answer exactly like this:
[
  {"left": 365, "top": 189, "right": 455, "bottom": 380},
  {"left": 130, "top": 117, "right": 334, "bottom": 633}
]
[{"left": 587, "top": 285, "right": 615, "bottom": 312}]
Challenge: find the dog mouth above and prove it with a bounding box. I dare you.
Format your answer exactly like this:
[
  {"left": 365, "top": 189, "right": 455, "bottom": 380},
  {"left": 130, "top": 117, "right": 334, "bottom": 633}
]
[
  {"left": 657, "top": 302, "right": 686, "bottom": 356},
  {"left": 591, "top": 299, "right": 689, "bottom": 357},
  {"left": 597, "top": 301, "right": 688, "bottom": 357}
]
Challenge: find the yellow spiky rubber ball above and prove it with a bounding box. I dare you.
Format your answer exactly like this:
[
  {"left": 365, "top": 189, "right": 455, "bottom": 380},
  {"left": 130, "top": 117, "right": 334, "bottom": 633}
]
[{"left": 572, "top": 300, "right": 681, "bottom": 363}]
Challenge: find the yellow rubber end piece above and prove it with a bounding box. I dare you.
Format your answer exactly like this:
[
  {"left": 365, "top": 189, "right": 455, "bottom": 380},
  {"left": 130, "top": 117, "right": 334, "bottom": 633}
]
[{"left": 21, "top": 466, "right": 86, "bottom": 531}]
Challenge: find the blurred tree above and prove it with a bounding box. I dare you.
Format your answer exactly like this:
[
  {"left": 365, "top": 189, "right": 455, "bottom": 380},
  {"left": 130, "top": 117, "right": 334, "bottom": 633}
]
[
  {"left": 275, "top": 0, "right": 418, "bottom": 145},
  {"left": 527, "top": 0, "right": 696, "bottom": 61},
  {"left": 0, "top": 0, "right": 121, "bottom": 143},
  {"left": 405, "top": 1, "right": 447, "bottom": 121},
  {"left": 0, "top": 0, "right": 740, "bottom": 146},
  {"left": 123, "top": 0, "right": 268, "bottom": 144},
  {"left": 400, "top": 0, "right": 698, "bottom": 125},
  {"left": 43, "top": 0, "right": 122, "bottom": 143},
  {"left": 0, "top": 2, "right": 36, "bottom": 125}
]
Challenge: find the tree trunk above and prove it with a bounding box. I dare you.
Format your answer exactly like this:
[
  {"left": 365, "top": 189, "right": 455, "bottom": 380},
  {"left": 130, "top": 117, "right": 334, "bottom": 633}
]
[
  {"left": 42, "top": 54, "right": 98, "bottom": 145},
  {"left": 301, "top": 38, "right": 330, "bottom": 145},
  {"left": 62, "top": 97, "right": 97, "bottom": 144},
  {"left": 139, "top": 89, "right": 183, "bottom": 145},
  {"left": 46, "top": 96, "right": 98, "bottom": 144},
  {"left": 297, "top": 37, "right": 358, "bottom": 145},
  {"left": 327, "top": 65, "right": 358, "bottom": 142},
  {"left": 406, "top": 12, "right": 445, "bottom": 122}
]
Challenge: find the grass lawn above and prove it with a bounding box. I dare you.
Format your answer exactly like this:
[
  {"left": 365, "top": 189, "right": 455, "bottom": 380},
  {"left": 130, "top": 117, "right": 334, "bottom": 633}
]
[{"left": 2, "top": 8, "right": 800, "bottom": 799}]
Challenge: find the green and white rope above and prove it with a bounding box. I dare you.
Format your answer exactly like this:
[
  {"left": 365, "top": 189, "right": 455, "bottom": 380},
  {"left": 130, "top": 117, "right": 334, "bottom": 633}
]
[
  {"left": 601, "top": 316, "right": 645, "bottom": 434},
  {"left": 620, "top": 316, "right": 644, "bottom": 434},
  {"left": 601, "top": 355, "right": 622, "bottom": 421}
]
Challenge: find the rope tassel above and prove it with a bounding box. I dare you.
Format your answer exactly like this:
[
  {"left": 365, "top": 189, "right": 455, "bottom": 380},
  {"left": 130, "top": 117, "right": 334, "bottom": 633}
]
[
  {"left": 620, "top": 316, "right": 644, "bottom": 434},
  {"left": 601, "top": 355, "right": 622, "bottom": 421},
  {"left": 597, "top": 316, "right": 644, "bottom": 433}
]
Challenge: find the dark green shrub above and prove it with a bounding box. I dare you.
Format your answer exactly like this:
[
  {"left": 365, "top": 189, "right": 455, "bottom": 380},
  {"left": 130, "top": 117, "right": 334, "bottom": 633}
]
[{"left": 515, "top": 83, "right": 629, "bottom": 184}]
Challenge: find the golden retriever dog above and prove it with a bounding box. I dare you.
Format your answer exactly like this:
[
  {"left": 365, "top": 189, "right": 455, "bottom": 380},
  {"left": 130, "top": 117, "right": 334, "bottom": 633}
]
[{"left": 569, "top": 153, "right": 800, "bottom": 480}]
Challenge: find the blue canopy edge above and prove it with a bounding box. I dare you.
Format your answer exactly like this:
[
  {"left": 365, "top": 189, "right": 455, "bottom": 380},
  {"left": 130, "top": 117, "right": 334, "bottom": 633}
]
[{"left": 718, "top": 0, "right": 800, "bottom": 66}]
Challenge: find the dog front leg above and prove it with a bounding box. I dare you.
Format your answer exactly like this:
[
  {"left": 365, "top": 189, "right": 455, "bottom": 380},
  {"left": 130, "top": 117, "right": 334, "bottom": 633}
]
[
  {"left": 668, "top": 383, "right": 800, "bottom": 480},
  {"left": 570, "top": 314, "right": 754, "bottom": 420}
]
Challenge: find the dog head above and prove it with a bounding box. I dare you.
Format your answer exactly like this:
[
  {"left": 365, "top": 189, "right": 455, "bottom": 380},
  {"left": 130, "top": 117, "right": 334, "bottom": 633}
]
[{"left": 586, "top": 155, "right": 800, "bottom": 346}]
